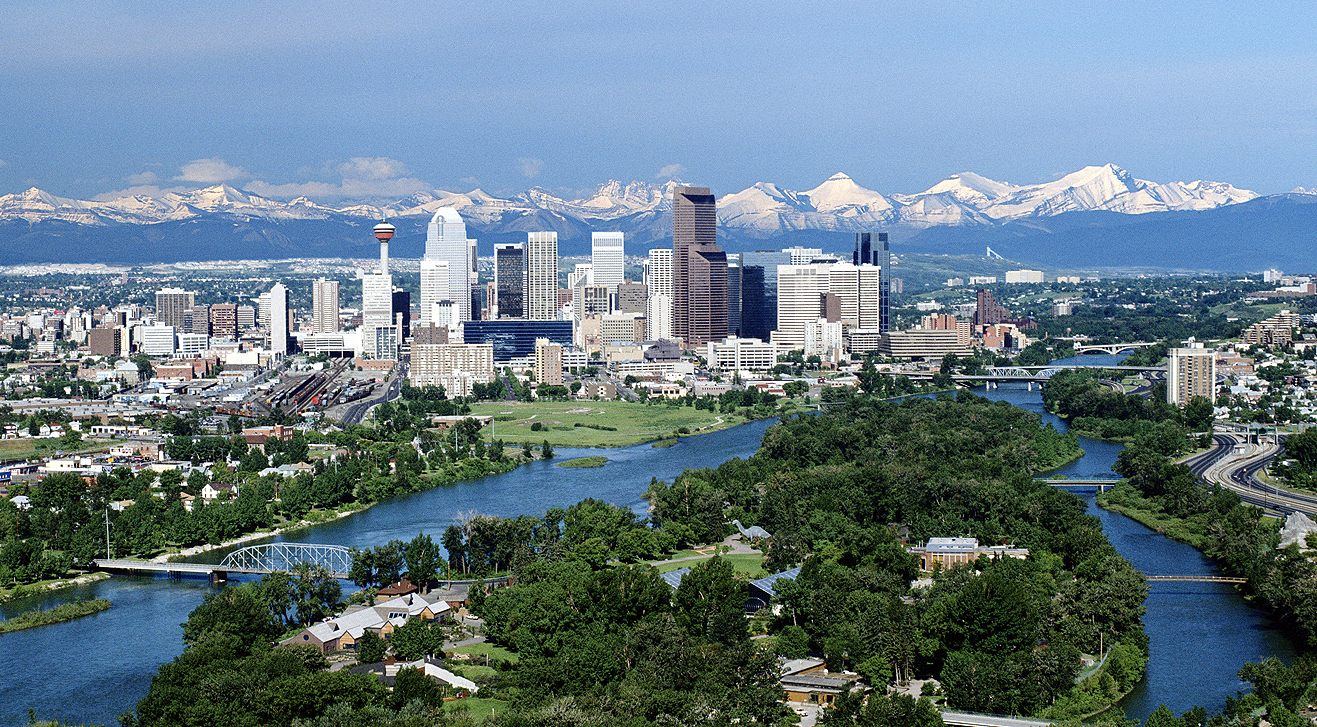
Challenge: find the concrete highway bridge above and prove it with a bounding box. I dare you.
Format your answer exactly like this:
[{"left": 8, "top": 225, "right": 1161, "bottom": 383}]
[{"left": 1070, "top": 341, "right": 1156, "bottom": 355}]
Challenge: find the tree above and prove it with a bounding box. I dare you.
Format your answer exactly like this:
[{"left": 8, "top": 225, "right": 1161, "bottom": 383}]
[
  {"left": 672, "top": 556, "right": 747, "bottom": 646},
  {"left": 357, "top": 629, "right": 386, "bottom": 664},
  {"left": 404, "top": 532, "right": 443, "bottom": 587},
  {"left": 391, "top": 666, "right": 443, "bottom": 708},
  {"left": 390, "top": 618, "right": 446, "bottom": 661},
  {"left": 181, "top": 584, "right": 280, "bottom": 650},
  {"left": 541, "top": 440, "right": 554, "bottom": 459}
]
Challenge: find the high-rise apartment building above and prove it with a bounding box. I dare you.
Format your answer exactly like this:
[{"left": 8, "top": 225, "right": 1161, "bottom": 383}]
[
  {"left": 155, "top": 288, "right": 195, "bottom": 330},
  {"left": 313, "top": 279, "right": 340, "bottom": 333},
  {"left": 494, "top": 243, "right": 526, "bottom": 319},
  {"left": 672, "top": 186, "right": 727, "bottom": 347},
  {"left": 525, "top": 232, "right": 558, "bottom": 320},
  {"left": 591, "top": 232, "right": 625, "bottom": 292},
  {"left": 184, "top": 305, "right": 210, "bottom": 337},
  {"left": 425, "top": 208, "right": 473, "bottom": 323},
  {"left": 268, "top": 282, "right": 288, "bottom": 356},
  {"left": 1168, "top": 345, "right": 1217, "bottom": 405},
  {"left": 974, "top": 289, "right": 1008, "bottom": 326},
  {"left": 210, "top": 304, "right": 238, "bottom": 340},
  {"left": 535, "top": 338, "right": 564, "bottom": 387}
]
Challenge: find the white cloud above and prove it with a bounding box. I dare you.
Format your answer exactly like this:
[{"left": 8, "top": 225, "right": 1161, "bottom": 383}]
[
  {"left": 656, "top": 163, "right": 685, "bottom": 179},
  {"left": 337, "top": 157, "right": 410, "bottom": 181},
  {"left": 518, "top": 157, "right": 545, "bottom": 179},
  {"left": 175, "top": 157, "right": 247, "bottom": 183},
  {"left": 459, "top": 176, "right": 481, "bottom": 188},
  {"left": 125, "top": 170, "right": 159, "bottom": 185},
  {"left": 244, "top": 177, "right": 432, "bottom": 199},
  {"left": 245, "top": 159, "right": 431, "bottom": 199}
]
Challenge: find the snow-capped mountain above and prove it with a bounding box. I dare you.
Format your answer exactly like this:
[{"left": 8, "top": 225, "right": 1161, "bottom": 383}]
[{"left": 0, "top": 165, "right": 1259, "bottom": 243}]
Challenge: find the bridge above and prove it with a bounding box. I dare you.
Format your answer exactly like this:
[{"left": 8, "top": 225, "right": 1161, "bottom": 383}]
[
  {"left": 1145, "top": 575, "right": 1247, "bottom": 584},
  {"left": 1036, "top": 478, "right": 1121, "bottom": 492},
  {"left": 94, "top": 542, "right": 353, "bottom": 583},
  {"left": 905, "top": 364, "right": 1164, "bottom": 391},
  {"left": 1069, "top": 341, "right": 1156, "bottom": 355}
]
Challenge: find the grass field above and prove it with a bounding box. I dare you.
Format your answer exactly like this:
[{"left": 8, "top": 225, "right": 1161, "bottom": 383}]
[
  {"left": 469, "top": 401, "right": 741, "bottom": 447},
  {"left": 452, "top": 642, "right": 519, "bottom": 664},
  {"left": 0, "top": 438, "right": 121, "bottom": 460},
  {"left": 557, "top": 456, "right": 607, "bottom": 468},
  {"left": 447, "top": 697, "right": 510, "bottom": 721},
  {"left": 655, "top": 553, "right": 766, "bottom": 578}
]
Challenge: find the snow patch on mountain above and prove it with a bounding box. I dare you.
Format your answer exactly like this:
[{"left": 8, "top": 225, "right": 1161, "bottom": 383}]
[{"left": 0, "top": 166, "right": 1260, "bottom": 241}]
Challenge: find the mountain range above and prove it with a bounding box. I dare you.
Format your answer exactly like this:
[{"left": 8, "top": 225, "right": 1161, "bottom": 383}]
[{"left": 0, "top": 164, "right": 1309, "bottom": 271}]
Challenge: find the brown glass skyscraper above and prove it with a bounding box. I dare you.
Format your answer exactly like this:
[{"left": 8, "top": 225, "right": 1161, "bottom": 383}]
[{"left": 672, "top": 186, "right": 727, "bottom": 346}]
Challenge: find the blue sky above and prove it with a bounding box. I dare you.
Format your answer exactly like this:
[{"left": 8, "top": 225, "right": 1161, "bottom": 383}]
[{"left": 3, "top": 1, "right": 1315, "bottom": 201}]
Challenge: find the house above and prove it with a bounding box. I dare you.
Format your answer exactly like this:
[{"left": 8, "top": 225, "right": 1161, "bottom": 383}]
[
  {"left": 280, "top": 592, "right": 453, "bottom": 654},
  {"left": 349, "top": 657, "right": 478, "bottom": 695},
  {"left": 779, "top": 658, "right": 862, "bottom": 708},
  {"left": 200, "top": 482, "right": 236, "bottom": 502},
  {"left": 906, "top": 537, "right": 1030, "bottom": 572}
]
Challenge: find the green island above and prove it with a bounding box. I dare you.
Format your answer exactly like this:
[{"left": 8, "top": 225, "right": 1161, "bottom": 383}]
[
  {"left": 556, "top": 456, "right": 607, "bottom": 468},
  {"left": 124, "top": 393, "right": 1163, "bottom": 727},
  {"left": 470, "top": 399, "right": 774, "bottom": 447},
  {"left": 0, "top": 597, "right": 110, "bottom": 634}
]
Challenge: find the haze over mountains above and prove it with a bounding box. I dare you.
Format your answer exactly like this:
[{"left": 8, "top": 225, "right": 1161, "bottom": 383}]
[{"left": 0, "top": 164, "right": 1310, "bottom": 271}]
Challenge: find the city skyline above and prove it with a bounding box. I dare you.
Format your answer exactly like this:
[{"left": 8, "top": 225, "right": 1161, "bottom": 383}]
[{"left": 3, "top": 3, "right": 1317, "bottom": 201}]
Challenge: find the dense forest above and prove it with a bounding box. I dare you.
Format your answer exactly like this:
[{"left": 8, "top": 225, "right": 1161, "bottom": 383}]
[{"left": 644, "top": 393, "right": 1147, "bottom": 720}]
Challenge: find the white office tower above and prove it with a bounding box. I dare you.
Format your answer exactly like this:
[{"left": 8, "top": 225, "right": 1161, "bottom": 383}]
[
  {"left": 268, "top": 282, "right": 289, "bottom": 356},
  {"left": 419, "top": 258, "right": 451, "bottom": 325},
  {"left": 591, "top": 232, "right": 624, "bottom": 292},
  {"left": 775, "top": 264, "right": 833, "bottom": 348},
  {"left": 568, "top": 263, "right": 593, "bottom": 290},
  {"left": 645, "top": 248, "right": 674, "bottom": 341},
  {"left": 783, "top": 246, "right": 823, "bottom": 265},
  {"left": 257, "top": 292, "right": 272, "bottom": 331},
  {"left": 827, "top": 263, "right": 881, "bottom": 330},
  {"left": 142, "top": 325, "right": 176, "bottom": 356},
  {"left": 425, "top": 208, "right": 474, "bottom": 323},
  {"left": 312, "top": 279, "right": 340, "bottom": 333},
  {"left": 526, "top": 231, "right": 558, "bottom": 320}
]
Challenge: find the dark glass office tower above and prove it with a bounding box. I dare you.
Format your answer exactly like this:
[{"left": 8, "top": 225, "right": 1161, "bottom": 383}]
[
  {"left": 494, "top": 243, "right": 526, "bottom": 318},
  {"left": 878, "top": 232, "right": 890, "bottom": 333},
  {"left": 740, "top": 250, "right": 791, "bottom": 341},
  {"left": 726, "top": 254, "right": 742, "bottom": 338},
  {"left": 391, "top": 290, "right": 411, "bottom": 339}
]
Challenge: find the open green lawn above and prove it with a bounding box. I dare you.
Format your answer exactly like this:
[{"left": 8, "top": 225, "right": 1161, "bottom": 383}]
[
  {"left": 447, "top": 697, "right": 510, "bottom": 721},
  {"left": 655, "top": 553, "right": 766, "bottom": 578},
  {"left": 468, "top": 401, "right": 741, "bottom": 447},
  {"left": 0, "top": 438, "right": 122, "bottom": 460},
  {"left": 452, "top": 641, "right": 519, "bottom": 664}
]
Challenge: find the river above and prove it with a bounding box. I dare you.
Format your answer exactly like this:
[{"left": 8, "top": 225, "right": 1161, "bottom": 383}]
[{"left": 0, "top": 370, "right": 1297, "bottom": 725}]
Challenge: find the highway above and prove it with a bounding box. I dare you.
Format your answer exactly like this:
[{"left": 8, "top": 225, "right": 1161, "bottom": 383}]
[{"left": 1192, "top": 432, "right": 1317, "bottom": 517}]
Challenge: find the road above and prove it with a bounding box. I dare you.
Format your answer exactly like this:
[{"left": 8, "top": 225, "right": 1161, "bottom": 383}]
[
  {"left": 1192, "top": 431, "right": 1317, "bottom": 517},
  {"left": 940, "top": 711, "right": 1053, "bottom": 727},
  {"left": 341, "top": 367, "right": 405, "bottom": 426}
]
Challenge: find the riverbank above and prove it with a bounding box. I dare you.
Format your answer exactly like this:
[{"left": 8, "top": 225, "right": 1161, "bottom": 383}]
[
  {"left": 1096, "top": 484, "right": 1215, "bottom": 549},
  {"left": 159, "top": 455, "right": 530, "bottom": 564},
  {"left": 0, "top": 597, "right": 110, "bottom": 634},
  {"left": 0, "top": 572, "right": 110, "bottom": 603}
]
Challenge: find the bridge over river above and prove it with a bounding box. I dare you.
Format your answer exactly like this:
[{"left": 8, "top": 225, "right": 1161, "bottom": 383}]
[{"left": 95, "top": 542, "right": 354, "bottom": 583}]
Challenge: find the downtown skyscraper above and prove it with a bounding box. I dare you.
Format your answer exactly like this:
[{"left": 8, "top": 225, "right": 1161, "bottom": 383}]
[
  {"left": 526, "top": 231, "right": 558, "bottom": 320},
  {"left": 672, "top": 186, "right": 727, "bottom": 347},
  {"left": 591, "top": 232, "right": 624, "bottom": 292},
  {"left": 424, "top": 208, "right": 473, "bottom": 324}
]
